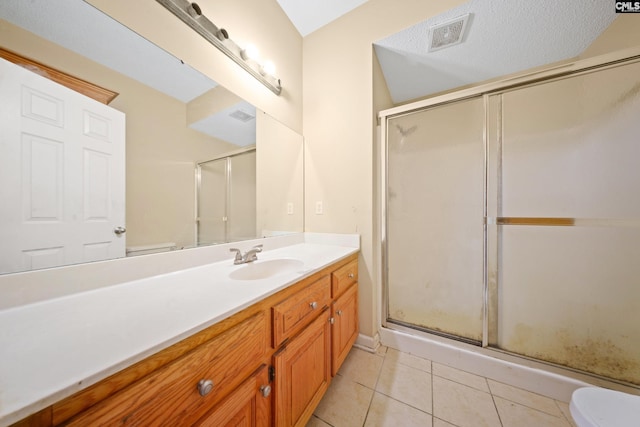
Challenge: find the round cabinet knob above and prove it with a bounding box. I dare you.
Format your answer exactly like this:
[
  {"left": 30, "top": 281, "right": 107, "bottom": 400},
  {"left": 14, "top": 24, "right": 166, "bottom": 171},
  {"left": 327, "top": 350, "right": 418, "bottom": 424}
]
[
  {"left": 197, "top": 379, "right": 214, "bottom": 396},
  {"left": 348, "top": 273, "right": 354, "bottom": 279},
  {"left": 309, "top": 301, "right": 318, "bottom": 310},
  {"left": 336, "top": 309, "right": 343, "bottom": 316},
  {"left": 260, "top": 384, "right": 271, "bottom": 398},
  {"left": 113, "top": 226, "right": 126, "bottom": 235}
]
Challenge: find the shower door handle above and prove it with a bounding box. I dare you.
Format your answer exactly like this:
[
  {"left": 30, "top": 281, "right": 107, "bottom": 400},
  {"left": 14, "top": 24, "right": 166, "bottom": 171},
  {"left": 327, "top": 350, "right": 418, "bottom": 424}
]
[{"left": 114, "top": 226, "right": 127, "bottom": 235}]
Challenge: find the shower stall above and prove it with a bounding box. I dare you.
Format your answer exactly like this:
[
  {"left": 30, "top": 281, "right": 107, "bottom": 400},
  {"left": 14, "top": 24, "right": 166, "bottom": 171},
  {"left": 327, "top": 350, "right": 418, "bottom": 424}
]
[
  {"left": 196, "top": 148, "right": 256, "bottom": 245},
  {"left": 380, "top": 55, "right": 640, "bottom": 386}
]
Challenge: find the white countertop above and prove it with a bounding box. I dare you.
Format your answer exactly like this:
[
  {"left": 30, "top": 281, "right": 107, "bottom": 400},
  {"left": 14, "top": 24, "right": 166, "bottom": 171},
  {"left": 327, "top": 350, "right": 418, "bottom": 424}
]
[{"left": 0, "top": 235, "right": 358, "bottom": 426}]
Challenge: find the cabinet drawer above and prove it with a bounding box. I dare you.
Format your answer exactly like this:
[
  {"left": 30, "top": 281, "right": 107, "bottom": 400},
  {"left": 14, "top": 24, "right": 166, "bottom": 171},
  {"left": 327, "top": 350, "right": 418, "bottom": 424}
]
[
  {"left": 272, "top": 275, "right": 331, "bottom": 347},
  {"left": 331, "top": 259, "right": 358, "bottom": 297},
  {"left": 66, "top": 311, "right": 268, "bottom": 426},
  {"left": 194, "top": 364, "right": 270, "bottom": 427}
]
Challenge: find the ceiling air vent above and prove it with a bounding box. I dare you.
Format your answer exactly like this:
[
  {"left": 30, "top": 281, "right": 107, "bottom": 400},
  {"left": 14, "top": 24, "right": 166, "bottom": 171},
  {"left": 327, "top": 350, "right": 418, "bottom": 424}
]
[
  {"left": 428, "top": 13, "right": 471, "bottom": 52},
  {"left": 229, "top": 109, "right": 255, "bottom": 122}
]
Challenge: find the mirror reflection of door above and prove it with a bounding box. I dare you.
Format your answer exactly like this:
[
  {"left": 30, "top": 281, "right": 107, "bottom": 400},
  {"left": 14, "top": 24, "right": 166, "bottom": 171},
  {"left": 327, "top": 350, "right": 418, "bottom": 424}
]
[
  {"left": 197, "top": 149, "right": 256, "bottom": 245},
  {"left": 0, "top": 57, "right": 126, "bottom": 274}
]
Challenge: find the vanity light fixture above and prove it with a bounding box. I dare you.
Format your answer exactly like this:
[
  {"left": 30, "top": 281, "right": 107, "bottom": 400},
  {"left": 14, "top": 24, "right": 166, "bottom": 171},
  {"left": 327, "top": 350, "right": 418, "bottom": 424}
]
[{"left": 156, "top": 0, "right": 282, "bottom": 95}]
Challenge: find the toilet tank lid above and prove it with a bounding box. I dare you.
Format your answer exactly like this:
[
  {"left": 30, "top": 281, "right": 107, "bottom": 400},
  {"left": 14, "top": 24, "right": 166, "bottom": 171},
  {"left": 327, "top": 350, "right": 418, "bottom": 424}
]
[{"left": 570, "top": 387, "right": 640, "bottom": 427}]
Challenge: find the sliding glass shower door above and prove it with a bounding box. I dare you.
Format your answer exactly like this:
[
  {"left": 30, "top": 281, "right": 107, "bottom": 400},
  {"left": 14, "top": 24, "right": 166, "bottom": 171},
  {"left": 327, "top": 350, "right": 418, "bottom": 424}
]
[
  {"left": 197, "top": 149, "right": 256, "bottom": 245},
  {"left": 386, "top": 97, "right": 485, "bottom": 343},
  {"left": 492, "top": 60, "right": 640, "bottom": 384},
  {"left": 383, "top": 57, "right": 640, "bottom": 385}
]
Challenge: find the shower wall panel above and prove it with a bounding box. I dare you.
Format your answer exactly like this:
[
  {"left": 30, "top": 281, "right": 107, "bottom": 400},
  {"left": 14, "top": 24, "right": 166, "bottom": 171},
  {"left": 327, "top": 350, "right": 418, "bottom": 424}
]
[{"left": 386, "top": 97, "right": 485, "bottom": 341}]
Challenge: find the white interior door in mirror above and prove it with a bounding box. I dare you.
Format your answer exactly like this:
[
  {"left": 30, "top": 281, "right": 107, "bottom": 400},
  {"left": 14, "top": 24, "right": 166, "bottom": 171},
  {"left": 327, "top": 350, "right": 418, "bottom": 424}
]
[{"left": 0, "top": 58, "right": 125, "bottom": 274}]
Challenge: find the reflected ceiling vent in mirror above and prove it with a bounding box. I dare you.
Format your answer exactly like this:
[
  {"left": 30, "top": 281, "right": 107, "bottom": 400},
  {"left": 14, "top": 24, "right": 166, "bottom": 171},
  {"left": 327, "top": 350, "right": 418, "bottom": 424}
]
[
  {"left": 428, "top": 13, "right": 471, "bottom": 52},
  {"left": 230, "top": 109, "right": 255, "bottom": 123}
]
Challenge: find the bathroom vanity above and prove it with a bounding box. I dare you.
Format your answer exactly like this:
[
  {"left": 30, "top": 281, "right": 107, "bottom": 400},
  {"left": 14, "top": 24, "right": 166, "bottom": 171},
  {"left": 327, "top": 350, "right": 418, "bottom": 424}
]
[{"left": 1, "top": 236, "right": 359, "bottom": 427}]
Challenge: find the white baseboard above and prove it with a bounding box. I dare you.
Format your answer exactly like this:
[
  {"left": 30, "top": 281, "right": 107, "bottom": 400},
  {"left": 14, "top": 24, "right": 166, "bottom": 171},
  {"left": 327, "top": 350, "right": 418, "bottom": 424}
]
[{"left": 354, "top": 332, "right": 380, "bottom": 353}]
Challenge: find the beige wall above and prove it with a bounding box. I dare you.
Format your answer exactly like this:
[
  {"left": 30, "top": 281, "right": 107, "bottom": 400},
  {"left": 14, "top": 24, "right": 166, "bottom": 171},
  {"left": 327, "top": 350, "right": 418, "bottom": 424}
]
[
  {"left": 87, "top": 0, "right": 303, "bottom": 134},
  {"left": 581, "top": 15, "right": 640, "bottom": 59},
  {"left": 0, "top": 20, "right": 236, "bottom": 249},
  {"left": 256, "top": 112, "right": 304, "bottom": 235},
  {"left": 302, "top": 0, "right": 466, "bottom": 339}
]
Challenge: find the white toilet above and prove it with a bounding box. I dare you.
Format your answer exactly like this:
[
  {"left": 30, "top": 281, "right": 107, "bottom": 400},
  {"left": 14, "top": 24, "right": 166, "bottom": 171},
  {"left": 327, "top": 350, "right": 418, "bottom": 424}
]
[{"left": 570, "top": 387, "right": 640, "bottom": 427}]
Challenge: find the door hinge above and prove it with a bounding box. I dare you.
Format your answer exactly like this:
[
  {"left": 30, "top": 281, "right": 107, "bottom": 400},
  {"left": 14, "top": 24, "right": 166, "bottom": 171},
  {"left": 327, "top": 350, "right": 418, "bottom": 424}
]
[{"left": 269, "top": 365, "right": 276, "bottom": 382}]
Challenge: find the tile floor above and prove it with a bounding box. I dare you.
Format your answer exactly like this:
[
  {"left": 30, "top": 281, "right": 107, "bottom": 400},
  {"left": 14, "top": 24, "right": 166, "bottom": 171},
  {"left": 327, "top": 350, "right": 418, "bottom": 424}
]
[{"left": 306, "top": 346, "right": 577, "bottom": 427}]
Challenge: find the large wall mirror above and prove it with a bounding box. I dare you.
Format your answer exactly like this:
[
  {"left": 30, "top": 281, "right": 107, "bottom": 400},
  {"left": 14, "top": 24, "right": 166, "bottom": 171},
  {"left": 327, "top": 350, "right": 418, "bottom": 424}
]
[{"left": 0, "top": 0, "right": 304, "bottom": 275}]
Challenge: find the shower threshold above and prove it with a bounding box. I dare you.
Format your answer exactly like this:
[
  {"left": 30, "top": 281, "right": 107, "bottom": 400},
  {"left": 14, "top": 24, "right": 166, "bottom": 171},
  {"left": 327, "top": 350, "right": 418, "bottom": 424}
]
[
  {"left": 382, "top": 321, "right": 640, "bottom": 396},
  {"left": 386, "top": 318, "right": 481, "bottom": 347}
]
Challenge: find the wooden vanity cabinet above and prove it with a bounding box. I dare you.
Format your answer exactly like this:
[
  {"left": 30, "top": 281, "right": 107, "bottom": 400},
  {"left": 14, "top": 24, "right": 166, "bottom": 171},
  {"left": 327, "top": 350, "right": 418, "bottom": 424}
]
[
  {"left": 11, "top": 254, "right": 358, "bottom": 427},
  {"left": 270, "top": 255, "right": 359, "bottom": 427}
]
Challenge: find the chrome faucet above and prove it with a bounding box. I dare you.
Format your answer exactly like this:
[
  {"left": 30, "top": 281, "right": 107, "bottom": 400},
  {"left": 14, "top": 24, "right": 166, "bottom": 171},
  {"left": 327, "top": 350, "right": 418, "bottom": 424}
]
[{"left": 229, "top": 244, "right": 263, "bottom": 265}]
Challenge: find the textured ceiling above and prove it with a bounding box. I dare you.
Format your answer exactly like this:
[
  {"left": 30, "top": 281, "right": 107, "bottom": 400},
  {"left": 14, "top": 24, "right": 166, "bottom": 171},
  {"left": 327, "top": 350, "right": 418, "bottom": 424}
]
[{"left": 374, "top": 0, "right": 618, "bottom": 103}]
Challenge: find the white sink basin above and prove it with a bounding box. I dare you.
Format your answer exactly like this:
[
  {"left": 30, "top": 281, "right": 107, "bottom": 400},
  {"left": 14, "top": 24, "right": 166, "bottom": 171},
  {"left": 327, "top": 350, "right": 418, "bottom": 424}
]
[{"left": 229, "top": 258, "right": 305, "bottom": 281}]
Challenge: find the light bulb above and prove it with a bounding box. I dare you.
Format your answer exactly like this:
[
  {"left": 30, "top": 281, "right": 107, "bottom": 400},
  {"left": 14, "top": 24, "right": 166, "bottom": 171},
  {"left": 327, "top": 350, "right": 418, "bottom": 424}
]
[
  {"left": 242, "top": 44, "right": 259, "bottom": 61},
  {"left": 263, "top": 61, "right": 276, "bottom": 76}
]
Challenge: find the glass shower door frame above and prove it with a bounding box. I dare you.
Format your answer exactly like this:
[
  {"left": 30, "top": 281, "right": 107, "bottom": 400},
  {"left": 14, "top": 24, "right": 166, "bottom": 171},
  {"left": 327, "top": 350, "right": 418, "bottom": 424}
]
[
  {"left": 195, "top": 146, "right": 256, "bottom": 245},
  {"left": 379, "top": 49, "right": 640, "bottom": 354}
]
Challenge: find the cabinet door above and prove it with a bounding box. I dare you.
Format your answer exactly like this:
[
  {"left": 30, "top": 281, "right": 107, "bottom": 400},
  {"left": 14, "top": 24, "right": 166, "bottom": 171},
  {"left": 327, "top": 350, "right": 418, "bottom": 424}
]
[
  {"left": 274, "top": 310, "right": 331, "bottom": 427},
  {"left": 332, "top": 283, "right": 358, "bottom": 376},
  {"left": 195, "top": 365, "right": 271, "bottom": 427}
]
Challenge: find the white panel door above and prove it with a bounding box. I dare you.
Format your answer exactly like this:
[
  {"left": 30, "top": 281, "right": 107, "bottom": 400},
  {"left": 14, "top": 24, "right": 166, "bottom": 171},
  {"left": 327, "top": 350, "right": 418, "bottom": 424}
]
[{"left": 0, "top": 58, "right": 125, "bottom": 274}]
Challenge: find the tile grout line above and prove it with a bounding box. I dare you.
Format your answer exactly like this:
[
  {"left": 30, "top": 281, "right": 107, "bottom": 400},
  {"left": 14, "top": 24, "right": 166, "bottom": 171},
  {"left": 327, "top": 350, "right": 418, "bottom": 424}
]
[
  {"left": 554, "top": 400, "right": 576, "bottom": 426},
  {"left": 487, "top": 377, "right": 505, "bottom": 427},
  {"left": 360, "top": 348, "right": 388, "bottom": 427},
  {"left": 488, "top": 379, "right": 571, "bottom": 420},
  {"left": 430, "top": 360, "right": 435, "bottom": 426}
]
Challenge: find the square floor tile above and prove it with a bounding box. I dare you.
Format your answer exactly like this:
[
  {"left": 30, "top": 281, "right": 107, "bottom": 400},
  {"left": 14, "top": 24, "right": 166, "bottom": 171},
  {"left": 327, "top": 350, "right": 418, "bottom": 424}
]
[
  {"left": 432, "top": 376, "right": 501, "bottom": 427},
  {"left": 386, "top": 348, "right": 432, "bottom": 373},
  {"left": 433, "top": 362, "right": 489, "bottom": 392},
  {"left": 338, "top": 347, "right": 385, "bottom": 389},
  {"left": 364, "top": 392, "right": 432, "bottom": 427},
  {"left": 314, "top": 374, "right": 373, "bottom": 427},
  {"left": 488, "top": 379, "right": 562, "bottom": 416},
  {"left": 376, "top": 358, "right": 432, "bottom": 413},
  {"left": 306, "top": 415, "right": 331, "bottom": 427},
  {"left": 494, "top": 396, "right": 572, "bottom": 427}
]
